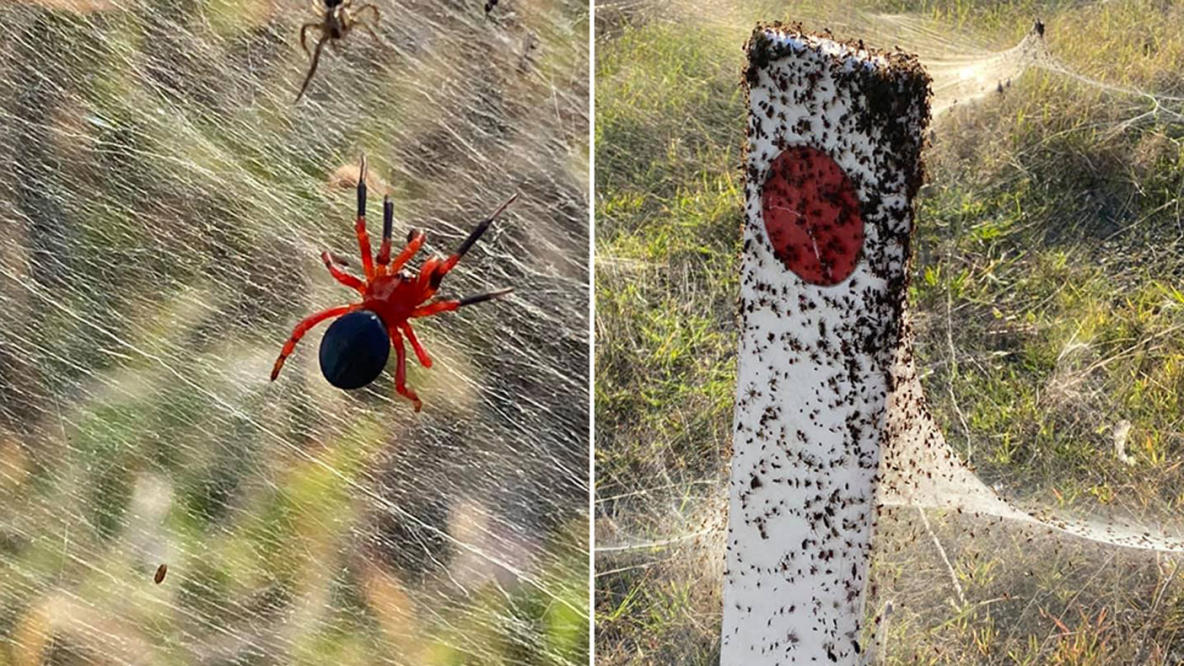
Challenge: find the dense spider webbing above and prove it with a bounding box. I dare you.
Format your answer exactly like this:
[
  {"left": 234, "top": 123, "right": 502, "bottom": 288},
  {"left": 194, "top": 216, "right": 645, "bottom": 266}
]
[
  {"left": 0, "top": 0, "right": 588, "bottom": 662},
  {"left": 595, "top": 1, "right": 1184, "bottom": 663}
]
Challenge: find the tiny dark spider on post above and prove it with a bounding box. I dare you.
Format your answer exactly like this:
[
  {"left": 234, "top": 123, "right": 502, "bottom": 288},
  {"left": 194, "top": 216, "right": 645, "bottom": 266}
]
[
  {"left": 270, "top": 155, "right": 517, "bottom": 411},
  {"left": 296, "top": 0, "right": 382, "bottom": 102}
]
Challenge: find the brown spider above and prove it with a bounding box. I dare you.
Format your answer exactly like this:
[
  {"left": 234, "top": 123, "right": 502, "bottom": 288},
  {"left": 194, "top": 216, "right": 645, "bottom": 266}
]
[
  {"left": 296, "top": 0, "right": 381, "bottom": 102},
  {"left": 270, "top": 155, "right": 518, "bottom": 411}
]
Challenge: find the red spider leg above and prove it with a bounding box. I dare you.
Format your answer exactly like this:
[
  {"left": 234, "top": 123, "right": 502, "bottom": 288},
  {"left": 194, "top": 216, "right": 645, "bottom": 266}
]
[
  {"left": 320, "top": 251, "right": 365, "bottom": 293},
  {"left": 271, "top": 304, "right": 360, "bottom": 380},
  {"left": 410, "top": 288, "right": 514, "bottom": 318},
  {"left": 389, "top": 226, "right": 426, "bottom": 274},
  {"left": 399, "top": 321, "right": 432, "bottom": 368},
  {"left": 375, "top": 195, "right": 393, "bottom": 272},
  {"left": 389, "top": 327, "right": 423, "bottom": 411},
  {"left": 416, "top": 254, "right": 445, "bottom": 293},
  {"left": 354, "top": 155, "right": 376, "bottom": 281},
  {"left": 421, "top": 193, "right": 519, "bottom": 292},
  {"left": 375, "top": 196, "right": 430, "bottom": 275}
]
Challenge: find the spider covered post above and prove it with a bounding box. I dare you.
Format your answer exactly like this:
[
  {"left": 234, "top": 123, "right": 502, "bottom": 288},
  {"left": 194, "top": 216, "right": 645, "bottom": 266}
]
[
  {"left": 270, "top": 154, "right": 518, "bottom": 411},
  {"left": 722, "top": 26, "right": 930, "bottom": 664}
]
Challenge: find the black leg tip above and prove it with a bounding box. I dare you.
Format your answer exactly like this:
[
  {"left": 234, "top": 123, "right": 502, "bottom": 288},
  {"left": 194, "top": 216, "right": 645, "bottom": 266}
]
[
  {"left": 382, "top": 195, "right": 393, "bottom": 238},
  {"left": 356, "top": 154, "right": 368, "bottom": 218},
  {"left": 457, "top": 287, "right": 513, "bottom": 307}
]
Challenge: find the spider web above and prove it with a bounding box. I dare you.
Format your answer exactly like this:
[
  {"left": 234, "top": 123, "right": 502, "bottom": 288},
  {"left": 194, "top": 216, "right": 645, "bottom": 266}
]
[
  {"left": 0, "top": 0, "right": 589, "bottom": 663},
  {"left": 595, "top": 1, "right": 1184, "bottom": 663}
]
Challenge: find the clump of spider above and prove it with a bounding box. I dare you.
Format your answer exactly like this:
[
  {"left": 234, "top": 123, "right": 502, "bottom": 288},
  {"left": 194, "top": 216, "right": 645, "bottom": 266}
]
[
  {"left": 271, "top": 155, "right": 517, "bottom": 411},
  {"left": 296, "top": 0, "right": 382, "bottom": 102}
]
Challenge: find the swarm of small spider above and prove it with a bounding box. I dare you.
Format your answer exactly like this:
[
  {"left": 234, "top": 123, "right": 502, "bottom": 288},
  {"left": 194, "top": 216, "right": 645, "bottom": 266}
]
[
  {"left": 271, "top": 155, "right": 517, "bottom": 411},
  {"left": 296, "top": 0, "right": 382, "bottom": 101}
]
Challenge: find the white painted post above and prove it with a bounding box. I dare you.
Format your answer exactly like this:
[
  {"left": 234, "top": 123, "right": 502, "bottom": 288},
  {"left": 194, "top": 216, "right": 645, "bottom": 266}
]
[{"left": 722, "top": 25, "right": 931, "bottom": 664}]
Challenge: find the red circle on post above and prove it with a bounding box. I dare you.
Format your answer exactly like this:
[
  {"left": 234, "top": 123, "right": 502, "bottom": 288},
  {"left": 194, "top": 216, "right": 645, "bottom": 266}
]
[{"left": 760, "top": 145, "right": 863, "bottom": 286}]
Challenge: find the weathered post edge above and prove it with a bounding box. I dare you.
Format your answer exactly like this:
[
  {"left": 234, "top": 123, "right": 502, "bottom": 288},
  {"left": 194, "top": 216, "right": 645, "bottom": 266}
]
[{"left": 722, "top": 24, "right": 931, "bottom": 665}]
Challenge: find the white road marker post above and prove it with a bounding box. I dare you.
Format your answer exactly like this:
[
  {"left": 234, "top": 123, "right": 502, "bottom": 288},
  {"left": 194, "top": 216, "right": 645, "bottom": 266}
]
[{"left": 722, "top": 25, "right": 931, "bottom": 664}]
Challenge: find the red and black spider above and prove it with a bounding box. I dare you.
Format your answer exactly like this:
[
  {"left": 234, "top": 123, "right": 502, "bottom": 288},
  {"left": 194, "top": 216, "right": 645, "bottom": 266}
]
[{"left": 270, "top": 155, "right": 517, "bottom": 411}]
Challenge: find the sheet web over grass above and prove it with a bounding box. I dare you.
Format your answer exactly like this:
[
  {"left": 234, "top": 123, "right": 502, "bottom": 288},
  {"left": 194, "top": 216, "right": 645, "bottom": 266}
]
[
  {"left": 595, "top": 1, "right": 1184, "bottom": 663},
  {"left": 0, "top": 0, "right": 589, "bottom": 662}
]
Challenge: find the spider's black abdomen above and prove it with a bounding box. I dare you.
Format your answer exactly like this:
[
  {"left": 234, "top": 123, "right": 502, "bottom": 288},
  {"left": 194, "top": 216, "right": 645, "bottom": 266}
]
[{"left": 319, "top": 310, "right": 390, "bottom": 390}]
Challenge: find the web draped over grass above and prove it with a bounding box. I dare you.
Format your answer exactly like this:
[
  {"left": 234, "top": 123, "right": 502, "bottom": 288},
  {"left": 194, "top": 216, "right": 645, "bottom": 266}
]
[
  {"left": 595, "top": 1, "right": 1184, "bottom": 663},
  {"left": 0, "top": 0, "right": 589, "bottom": 662}
]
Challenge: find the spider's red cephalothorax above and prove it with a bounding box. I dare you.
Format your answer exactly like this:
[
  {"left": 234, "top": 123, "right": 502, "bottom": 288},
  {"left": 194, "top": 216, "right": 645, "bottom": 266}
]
[{"left": 270, "top": 155, "right": 516, "bottom": 411}]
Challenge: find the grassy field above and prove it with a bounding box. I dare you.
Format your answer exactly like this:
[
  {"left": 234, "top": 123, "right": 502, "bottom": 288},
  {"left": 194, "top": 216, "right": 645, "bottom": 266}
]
[{"left": 595, "top": 0, "right": 1184, "bottom": 663}]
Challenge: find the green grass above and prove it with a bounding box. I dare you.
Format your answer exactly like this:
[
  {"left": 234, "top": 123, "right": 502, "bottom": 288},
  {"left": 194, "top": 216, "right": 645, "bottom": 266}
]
[{"left": 595, "top": 1, "right": 1184, "bottom": 663}]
